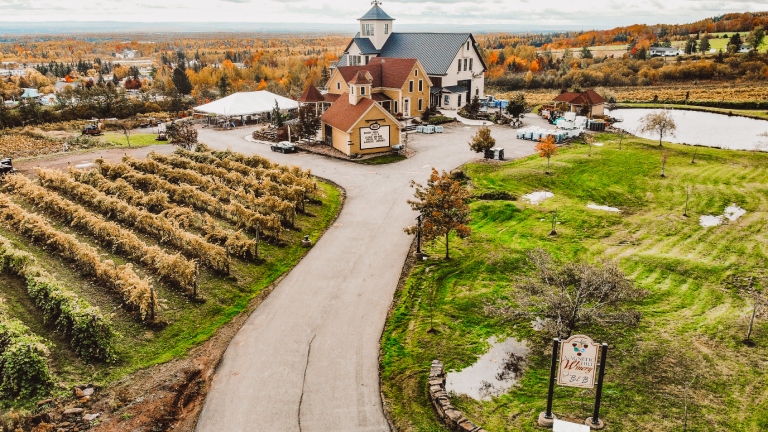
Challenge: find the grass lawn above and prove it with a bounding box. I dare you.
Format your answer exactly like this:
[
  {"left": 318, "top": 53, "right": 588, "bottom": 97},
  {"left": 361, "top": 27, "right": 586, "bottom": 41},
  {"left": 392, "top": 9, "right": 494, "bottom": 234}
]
[
  {"left": 102, "top": 132, "right": 165, "bottom": 148},
  {"left": 358, "top": 154, "right": 407, "bottom": 165},
  {"left": 0, "top": 181, "right": 341, "bottom": 408},
  {"left": 381, "top": 134, "right": 768, "bottom": 431},
  {"left": 614, "top": 103, "right": 768, "bottom": 121}
]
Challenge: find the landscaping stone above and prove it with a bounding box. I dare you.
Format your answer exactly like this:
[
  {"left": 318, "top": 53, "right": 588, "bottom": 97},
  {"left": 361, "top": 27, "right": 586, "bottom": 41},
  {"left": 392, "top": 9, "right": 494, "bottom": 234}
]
[
  {"left": 428, "top": 360, "right": 490, "bottom": 432},
  {"left": 82, "top": 387, "right": 94, "bottom": 396},
  {"left": 62, "top": 408, "right": 83, "bottom": 415}
]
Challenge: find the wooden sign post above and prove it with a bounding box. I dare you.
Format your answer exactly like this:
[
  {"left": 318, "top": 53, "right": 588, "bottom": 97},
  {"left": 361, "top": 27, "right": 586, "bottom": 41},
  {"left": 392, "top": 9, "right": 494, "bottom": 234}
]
[{"left": 538, "top": 335, "right": 609, "bottom": 430}]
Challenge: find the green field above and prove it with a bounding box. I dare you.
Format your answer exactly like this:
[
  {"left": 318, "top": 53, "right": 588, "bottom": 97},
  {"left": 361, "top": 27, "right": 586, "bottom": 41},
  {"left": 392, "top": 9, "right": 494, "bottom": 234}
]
[
  {"left": 381, "top": 134, "right": 768, "bottom": 431},
  {"left": 102, "top": 132, "right": 165, "bottom": 148},
  {"left": 0, "top": 176, "right": 341, "bottom": 407},
  {"left": 704, "top": 32, "right": 767, "bottom": 53}
]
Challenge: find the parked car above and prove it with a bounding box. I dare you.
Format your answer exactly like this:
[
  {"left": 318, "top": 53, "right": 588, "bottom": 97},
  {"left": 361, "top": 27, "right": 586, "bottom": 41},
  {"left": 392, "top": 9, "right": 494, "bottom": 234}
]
[
  {"left": 271, "top": 141, "right": 297, "bottom": 153},
  {"left": 0, "top": 157, "right": 16, "bottom": 176}
]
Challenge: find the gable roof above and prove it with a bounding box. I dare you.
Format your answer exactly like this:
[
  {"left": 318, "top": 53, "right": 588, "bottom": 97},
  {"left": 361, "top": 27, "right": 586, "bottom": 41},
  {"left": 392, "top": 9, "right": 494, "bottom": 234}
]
[
  {"left": 553, "top": 90, "right": 606, "bottom": 105},
  {"left": 321, "top": 94, "right": 376, "bottom": 132},
  {"left": 297, "top": 83, "right": 325, "bottom": 103},
  {"left": 336, "top": 57, "right": 420, "bottom": 89},
  {"left": 348, "top": 71, "right": 372, "bottom": 85},
  {"left": 359, "top": 4, "right": 394, "bottom": 21},
  {"left": 377, "top": 33, "right": 485, "bottom": 76}
]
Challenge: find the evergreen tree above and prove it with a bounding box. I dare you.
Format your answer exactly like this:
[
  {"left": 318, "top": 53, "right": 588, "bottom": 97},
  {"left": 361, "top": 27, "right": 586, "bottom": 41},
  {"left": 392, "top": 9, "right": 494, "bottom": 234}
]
[
  {"left": 217, "top": 74, "right": 231, "bottom": 97},
  {"left": 172, "top": 64, "right": 193, "bottom": 95},
  {"left": 580, "top": 46, "right": 593, "bottom": 59},
  {"left": 699, "top": 35, "right": 711, "bottom": 53}
]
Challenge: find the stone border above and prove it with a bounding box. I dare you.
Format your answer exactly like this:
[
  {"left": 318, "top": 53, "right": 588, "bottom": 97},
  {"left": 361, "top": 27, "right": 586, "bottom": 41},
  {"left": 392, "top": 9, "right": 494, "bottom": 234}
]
[{"left": 429, "top": 360, "right": 488, "bottom": 432}]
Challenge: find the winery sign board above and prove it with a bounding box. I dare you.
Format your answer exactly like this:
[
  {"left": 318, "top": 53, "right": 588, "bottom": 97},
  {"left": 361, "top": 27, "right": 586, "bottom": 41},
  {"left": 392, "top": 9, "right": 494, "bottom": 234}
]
[
  {"left": 557, "top": 334, "right": 601, "bottom": 389},
  {"left": 360, "top": 122, "right": 390, "bottom": 150}
]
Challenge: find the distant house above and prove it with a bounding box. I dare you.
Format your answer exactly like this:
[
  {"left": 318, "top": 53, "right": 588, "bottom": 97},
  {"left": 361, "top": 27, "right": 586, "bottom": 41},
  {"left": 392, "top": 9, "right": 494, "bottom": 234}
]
[
  {"left": 336, "top": 2, "right": 486, "bottom": 110},
  {"left": 738, "top": 44, "right": 752, "bottom": 53},
  {"left": 0, "top": 68, "right": 27, "bottom": 77},
  {"left": 553, "top": 90, "right": 606, "bottom": 117},
  {"left": 649, "top": 46, "right": 683, "bottom": 57},
  {"left": 20, "top": 88, "right": 40, "bottom": 99}
]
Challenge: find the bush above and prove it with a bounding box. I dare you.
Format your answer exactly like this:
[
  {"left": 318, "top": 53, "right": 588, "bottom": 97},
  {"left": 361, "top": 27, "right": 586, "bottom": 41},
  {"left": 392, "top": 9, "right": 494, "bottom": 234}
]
[{"left": 0, "top": 317, "right": 53, "bottom": 399}]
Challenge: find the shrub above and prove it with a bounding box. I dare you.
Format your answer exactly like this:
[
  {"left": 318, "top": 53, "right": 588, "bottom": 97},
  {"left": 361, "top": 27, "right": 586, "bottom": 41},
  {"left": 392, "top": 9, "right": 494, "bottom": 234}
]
[{"left": 0, "top": 317, "right": 53, "bottom": 399}]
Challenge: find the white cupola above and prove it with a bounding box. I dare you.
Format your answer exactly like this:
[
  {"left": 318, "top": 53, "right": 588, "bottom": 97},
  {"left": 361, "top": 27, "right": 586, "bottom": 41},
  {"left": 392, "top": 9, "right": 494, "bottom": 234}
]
[{"left": 358, "top": 1, "right": 394, "bottom": 50}]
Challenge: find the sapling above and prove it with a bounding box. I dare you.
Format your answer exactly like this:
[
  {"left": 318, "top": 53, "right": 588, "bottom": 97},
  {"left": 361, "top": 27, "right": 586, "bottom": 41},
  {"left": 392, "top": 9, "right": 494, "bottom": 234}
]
[{"left": 660, "top": 150, "right": 669, "bottom": 177}]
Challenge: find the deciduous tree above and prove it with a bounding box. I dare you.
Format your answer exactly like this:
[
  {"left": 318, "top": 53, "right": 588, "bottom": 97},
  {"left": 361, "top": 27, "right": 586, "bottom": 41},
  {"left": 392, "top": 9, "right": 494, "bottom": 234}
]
[
  {"left": 468, "top": 125, "right": 496, "bottom": 154},
  {"left": 518, "top": 249, "right": 646, "bottom": 339},
  {"left": 639, "top": 109, "right": 677, "bottom": 146},
  {"left": 535, "top": 135, "right": 558, "bottom": 173},
  {"left": 404, "top": 169, "right": 472, "bottom": 259},
  {"left": 166, "top": 120, "right": 197, "bottom": 150}
]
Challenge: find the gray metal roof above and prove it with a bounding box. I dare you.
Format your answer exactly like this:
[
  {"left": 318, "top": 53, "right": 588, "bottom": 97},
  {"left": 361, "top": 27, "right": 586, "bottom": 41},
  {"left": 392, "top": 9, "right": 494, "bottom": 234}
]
[
  {"left": 443, "top": 85, "right": 467, "bottom": 93},
  {"left": 336, "top": 54, "right": 349, "bottom": 67},
  {"left": 378, "top": 33, "right": 473, "bottom": 76},
  {"left": 358, "top": 5, "right": 395, "bottom": 21},
  {"left": 352, "top": 37, "right": 380, "bottom": 55}
]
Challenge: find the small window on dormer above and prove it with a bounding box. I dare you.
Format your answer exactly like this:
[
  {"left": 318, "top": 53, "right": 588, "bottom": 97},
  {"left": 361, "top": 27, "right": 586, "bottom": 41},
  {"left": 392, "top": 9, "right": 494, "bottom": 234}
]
[
  {"left": 361, "top": 87, "right": 365, "bottom": 95},
  {"left": 414, "top": 69, "right": 418, "bottom": 77},
  {"left": 385, "top": 24, "right": 389, "bottom": 34}
]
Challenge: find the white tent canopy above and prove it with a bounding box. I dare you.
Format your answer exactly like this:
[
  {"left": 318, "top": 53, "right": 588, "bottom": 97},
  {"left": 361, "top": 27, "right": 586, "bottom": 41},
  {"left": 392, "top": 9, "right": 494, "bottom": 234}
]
[{"left": 193, "top": 91, "right": 298, "bottom": 117}]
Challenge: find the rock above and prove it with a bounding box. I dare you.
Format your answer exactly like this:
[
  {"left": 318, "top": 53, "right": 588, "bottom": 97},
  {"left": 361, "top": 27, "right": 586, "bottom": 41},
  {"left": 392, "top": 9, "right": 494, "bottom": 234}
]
[
  {"left": 73, "top": 388, "right": 84, "bottom": 398},
  {"left": 450, "top": 169, "right": 467, "bottom": 180},
  {"left": 62, "top": 408, "right": 84, "bottom": 415},
  {"left": 78, "top": 396, "right": 90, "bottom": 403},
  {"left": 82, "top": 387, "right": 94, "bottom": 396},
  {"left": 83, "top": 413, "right": 100, "bottom": 421},
  {"left": 36, "top": 398, "right": 53, "bottom": 407}
]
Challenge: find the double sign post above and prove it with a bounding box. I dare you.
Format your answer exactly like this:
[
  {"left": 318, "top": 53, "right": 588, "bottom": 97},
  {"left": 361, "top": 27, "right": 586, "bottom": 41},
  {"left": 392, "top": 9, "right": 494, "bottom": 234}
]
[{"left": 539, "top": 335, "right": 609, "bottom": 430}]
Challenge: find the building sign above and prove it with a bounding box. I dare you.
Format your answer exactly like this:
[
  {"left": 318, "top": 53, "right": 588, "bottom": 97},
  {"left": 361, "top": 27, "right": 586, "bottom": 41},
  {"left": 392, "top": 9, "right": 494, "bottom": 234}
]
[
  {"left": 557, "top": 334, "right": 600, "bottom": 389},
  {"left": 360, "top": 122, "right": 390, "bottom": 150}
]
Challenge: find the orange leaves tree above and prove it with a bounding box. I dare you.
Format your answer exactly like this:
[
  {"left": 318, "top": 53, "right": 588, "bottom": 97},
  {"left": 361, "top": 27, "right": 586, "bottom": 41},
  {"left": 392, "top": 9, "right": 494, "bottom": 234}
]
[
  {"left": 405, "top": 169, "right": 472, "bottom": 259},
  {"left": 535, "top": 136, "right": 558, "bottom": 173}
]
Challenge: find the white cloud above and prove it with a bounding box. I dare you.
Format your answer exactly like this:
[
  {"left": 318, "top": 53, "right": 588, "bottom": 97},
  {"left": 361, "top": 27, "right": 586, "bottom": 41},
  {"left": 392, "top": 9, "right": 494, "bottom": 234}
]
[{"left": 0, "top": 0, "right": 765, "bottom": 28}]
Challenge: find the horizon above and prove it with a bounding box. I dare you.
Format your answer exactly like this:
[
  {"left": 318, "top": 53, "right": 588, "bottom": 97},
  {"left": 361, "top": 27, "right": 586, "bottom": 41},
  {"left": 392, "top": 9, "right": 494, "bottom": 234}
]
[{"left": 1, "top": 0, "right": 767, "bottom": 34}]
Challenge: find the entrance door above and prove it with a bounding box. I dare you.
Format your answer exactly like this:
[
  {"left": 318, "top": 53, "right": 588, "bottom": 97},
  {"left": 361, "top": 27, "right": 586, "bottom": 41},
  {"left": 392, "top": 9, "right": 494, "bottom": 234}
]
[
  {"left": 403, "top": 98, "right": 410, "bottom": 117},
  {"left": 324, "top": 124, "right": 333, "bottom": 146},
  {"left": 457, "top": 79, "right": 471, "bottom": 105}
]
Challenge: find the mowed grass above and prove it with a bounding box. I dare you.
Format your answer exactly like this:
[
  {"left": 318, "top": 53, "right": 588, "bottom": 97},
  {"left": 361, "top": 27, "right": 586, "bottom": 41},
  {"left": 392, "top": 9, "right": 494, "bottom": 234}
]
[
  {"left": 381, "top": 134, "right": 768, "bottom": 432},
  {"left": 102, "top": 132, "right": 164, "bottom": 148},
  {"left": 0, "top": 181, "right": 341, "bottom": 407}
]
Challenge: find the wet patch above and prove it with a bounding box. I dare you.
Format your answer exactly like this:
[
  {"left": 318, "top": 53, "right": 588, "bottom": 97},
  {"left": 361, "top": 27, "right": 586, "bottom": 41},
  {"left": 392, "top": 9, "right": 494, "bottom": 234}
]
[{"left": 522, "top": 191, "right": 554, "bottom": 205}]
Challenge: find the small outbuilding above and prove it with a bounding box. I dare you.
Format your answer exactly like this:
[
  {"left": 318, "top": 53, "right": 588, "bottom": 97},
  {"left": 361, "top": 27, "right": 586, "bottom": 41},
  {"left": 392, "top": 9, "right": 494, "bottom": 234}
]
[
  {"left": 552, "top": 90, "right": 606, "bottom": 117},
  {"left": 321, "top": 73, "right": 401, "bottom": 156}
]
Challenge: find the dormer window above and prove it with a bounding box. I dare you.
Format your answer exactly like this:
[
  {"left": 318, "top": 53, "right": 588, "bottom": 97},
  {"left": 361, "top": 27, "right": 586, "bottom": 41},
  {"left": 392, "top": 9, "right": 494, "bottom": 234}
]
[
  {"left": 361, "top": 87, "right": 365, "bottom": 95},
  {"left": 362, "top": 24, "right": 375, "bottom": 37}
]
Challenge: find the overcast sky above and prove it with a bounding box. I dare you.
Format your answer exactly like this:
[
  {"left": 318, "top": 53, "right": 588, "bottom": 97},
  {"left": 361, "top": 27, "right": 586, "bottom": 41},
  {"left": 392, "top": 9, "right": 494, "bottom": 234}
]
[{"left": 1, "top": 0, "right": 767, "bottom": 29}]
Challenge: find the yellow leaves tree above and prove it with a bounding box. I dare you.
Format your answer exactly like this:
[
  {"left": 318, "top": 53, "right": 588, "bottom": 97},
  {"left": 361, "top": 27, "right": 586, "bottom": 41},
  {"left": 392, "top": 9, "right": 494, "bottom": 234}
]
[{"left": 468, "top": 125, "right": 496, "bottom": 154}]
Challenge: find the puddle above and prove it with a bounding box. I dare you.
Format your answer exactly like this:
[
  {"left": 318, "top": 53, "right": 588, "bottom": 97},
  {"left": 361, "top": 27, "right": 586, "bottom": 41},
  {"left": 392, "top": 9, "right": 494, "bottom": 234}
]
[
  {"left": 586, "top": 203, "right": 620, "bottom": 213},
  {"left": 445, "top": 337, "right": 530, "bottom": 401},
  {"left": 522, "top": 191, "right": 554, "bottom": 205},
  {"left": 700, "top": 204, "right": 747, "bottom": 227}
]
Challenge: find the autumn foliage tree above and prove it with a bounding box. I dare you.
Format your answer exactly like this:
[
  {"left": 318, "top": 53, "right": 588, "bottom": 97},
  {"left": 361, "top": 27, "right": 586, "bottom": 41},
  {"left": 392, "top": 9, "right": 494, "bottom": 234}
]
[
  {"left": 405, "top": 169, "right": 472, "bottom": 259},
  {"left": 535, "top": 136, "right": 558, "bottom": 173},
  {"left": 469, "top": 126, "right": 496, "bottom": 154},
  {"left": 166, "top": 120, "right": 198, "bottom": 150}
]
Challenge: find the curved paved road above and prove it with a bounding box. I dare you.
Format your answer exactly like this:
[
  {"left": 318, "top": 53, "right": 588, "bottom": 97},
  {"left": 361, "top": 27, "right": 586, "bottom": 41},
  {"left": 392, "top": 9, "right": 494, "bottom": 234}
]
[{"left": 194, "top": 122, "right": 540, "bottom": 432}]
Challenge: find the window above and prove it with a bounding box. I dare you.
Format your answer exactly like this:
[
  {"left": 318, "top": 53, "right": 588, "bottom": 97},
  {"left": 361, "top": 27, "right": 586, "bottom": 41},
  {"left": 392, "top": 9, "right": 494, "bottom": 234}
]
[
  {"left": 351, "top": 55, "right": 362, "bottom": 66},
  {"left": 394, "top": 100, "right": 398, "bottom": 113},
  {"left": 365, "top": 55, "right": 370, "bottom": 65},
  {"left": 476, "top": 88, "right": 479, "bottom": 96},
  {"left": 443, "top": 95, "right": 450, "bottom": 106},
  {"left": 384, "top": 24, "right": 389, "bottom": 34},
  {"left": 362, "top": 24, "right": 375, "bottom": 37},
  {"left": 469, "top": 58, "right": 473, "bottom": 71},
  {"left": 467, "top": 41, "right": 470, "bottom": 50},
  {"left": 458, "top": 61, "right": 461, "bottom": 73},
  {"left": 418, "top": 79, "right": 423, "bottom": 92},
  {"left": 361, "top": 87, "right": 365, "bottom": 95},
  {"left": 418, "top": 98, "right": 423, "bottom": 111},
  {"left": 458, "top": 95, "right": 462, "bottom": 106},
  {"left": 414, "top": 69, "right": 418, "bottom": 77},
  {"left": 464, "top": 59, "right": 468, "bottom": 71},
  {"left": 351, "top": 86, "right": 354, "bottom": 95},
  {"left": 336, "top": 82, "right": 341, "bottom": 90},
  {"left": 409, "top": 80, "right": 414, "bottom": 92}
]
